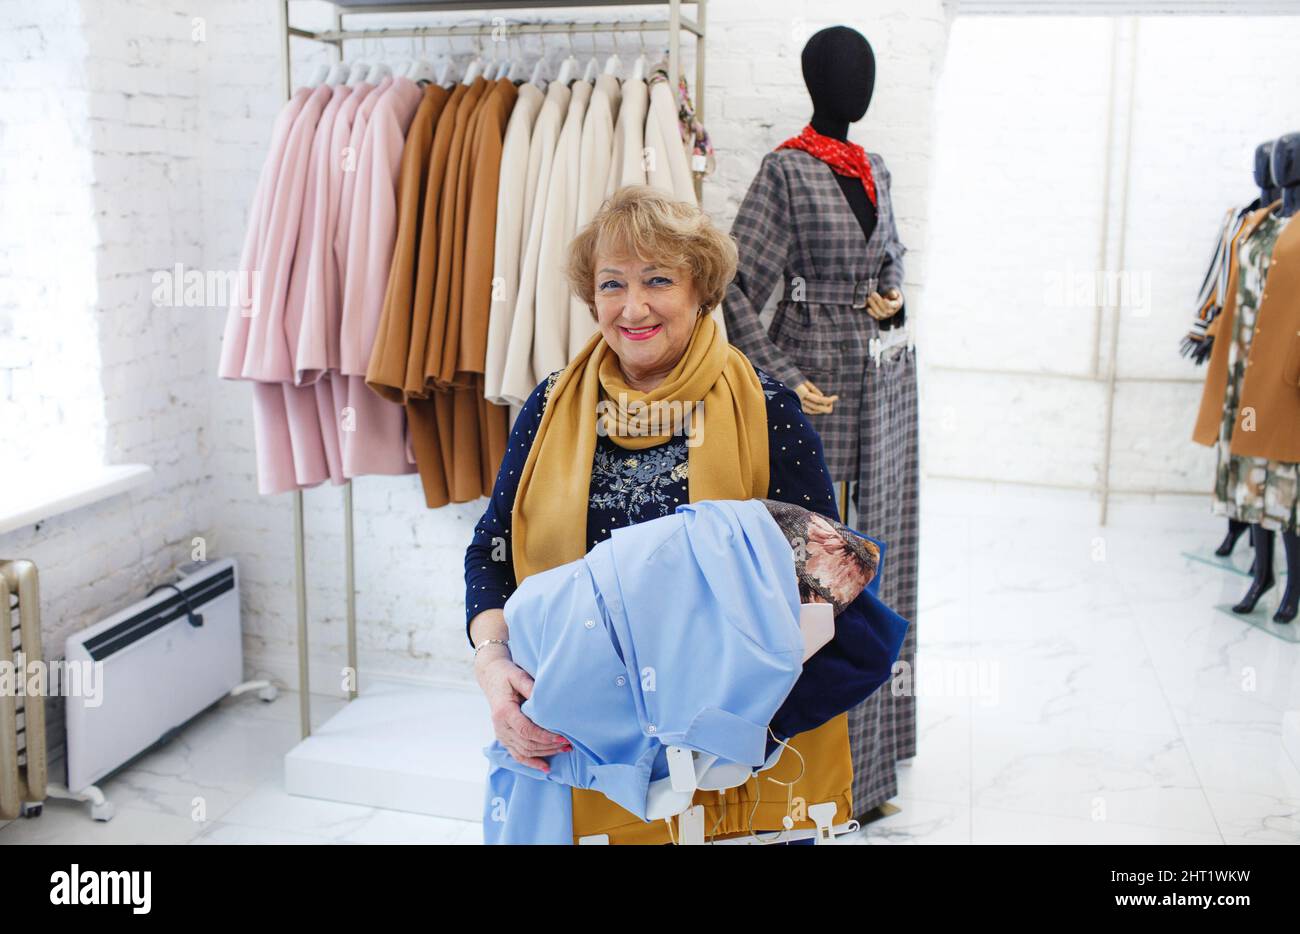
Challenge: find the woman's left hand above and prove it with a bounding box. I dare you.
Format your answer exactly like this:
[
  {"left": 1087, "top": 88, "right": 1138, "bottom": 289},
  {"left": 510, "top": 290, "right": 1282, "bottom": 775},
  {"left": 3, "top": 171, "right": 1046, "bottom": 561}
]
[{"left": 866, "top": 289, "right": 903, "bottom": 320}]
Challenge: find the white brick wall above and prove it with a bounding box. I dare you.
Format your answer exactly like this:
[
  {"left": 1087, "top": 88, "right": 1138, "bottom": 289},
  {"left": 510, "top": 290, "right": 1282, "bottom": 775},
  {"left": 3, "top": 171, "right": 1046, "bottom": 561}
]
[
  {"left": 922, "top": 14, "right": 1300, "bottom": 501},
  {"left": 0, "top": 0, "right": 226, "bottom": 762}
]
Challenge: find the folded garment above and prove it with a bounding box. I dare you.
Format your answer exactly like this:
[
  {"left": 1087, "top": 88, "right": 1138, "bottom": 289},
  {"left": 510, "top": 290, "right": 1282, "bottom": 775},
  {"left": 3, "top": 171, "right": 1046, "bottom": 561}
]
[{"left": 482, "top": 498, "right": 907, "bottom": 845}]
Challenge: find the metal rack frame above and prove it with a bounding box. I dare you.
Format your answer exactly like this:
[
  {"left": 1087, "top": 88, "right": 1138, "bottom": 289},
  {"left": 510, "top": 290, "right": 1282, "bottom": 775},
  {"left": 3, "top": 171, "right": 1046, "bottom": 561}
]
[{"left": 276, "top": 0, "right": 707, "bottom": 739}]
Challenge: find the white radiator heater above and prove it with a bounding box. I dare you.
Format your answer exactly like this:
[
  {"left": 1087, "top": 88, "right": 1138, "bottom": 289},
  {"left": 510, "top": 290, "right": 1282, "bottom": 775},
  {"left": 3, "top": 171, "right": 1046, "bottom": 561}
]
[{"left": 63, "top": 558, "right": 244, "bottom": 795}]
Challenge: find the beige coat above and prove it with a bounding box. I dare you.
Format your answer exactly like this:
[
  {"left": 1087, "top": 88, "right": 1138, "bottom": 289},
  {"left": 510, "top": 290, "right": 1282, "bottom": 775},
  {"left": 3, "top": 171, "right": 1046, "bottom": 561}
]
[
  {"left": 641, "top": 74, "right": 728, "bottom": 342},
  {"left": 483, "top": 82, "right": 545, "bottom": 405},
  {"left": 498, "top": 78, "right": 571, "bottom": 406},
  {"left": 531, "top": 78, "right": 593, "bottom": 382},
  {"left": 566, "top": 73, "right": 622, "bottom": 359},
  {"left": 604, "top": 76, "right": 648, "bottom": 197},
  {"left": 643, "top": 74, "right": 695, "bottom": 205}
]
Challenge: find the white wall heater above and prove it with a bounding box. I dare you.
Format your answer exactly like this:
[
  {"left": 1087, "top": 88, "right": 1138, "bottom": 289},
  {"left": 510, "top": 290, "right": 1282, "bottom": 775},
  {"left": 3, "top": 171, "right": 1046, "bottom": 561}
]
[{"left": 64, "top": 558, "right": 242, "bottom": 794}]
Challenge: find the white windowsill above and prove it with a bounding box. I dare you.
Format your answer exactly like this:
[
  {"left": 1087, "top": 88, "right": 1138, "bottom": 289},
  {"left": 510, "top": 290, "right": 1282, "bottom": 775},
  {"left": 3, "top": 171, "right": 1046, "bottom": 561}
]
[{"left": 0, "top": 463, "right": 153, "bottom": 537}]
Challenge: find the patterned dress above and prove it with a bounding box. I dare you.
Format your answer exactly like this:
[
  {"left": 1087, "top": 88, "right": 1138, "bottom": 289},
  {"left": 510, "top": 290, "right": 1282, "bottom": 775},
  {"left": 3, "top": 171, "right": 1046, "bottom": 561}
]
[
  {"left": 723, "top": 146, "right": 918, "bottom": 812},
  {"left": 1214, "top": 211, "right": 1300, "bottom": 532}
]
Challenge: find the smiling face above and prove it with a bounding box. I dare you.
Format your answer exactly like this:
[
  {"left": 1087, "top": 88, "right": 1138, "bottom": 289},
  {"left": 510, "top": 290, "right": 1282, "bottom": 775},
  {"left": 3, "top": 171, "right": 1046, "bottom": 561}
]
[{"left": 593, "top": 252, "right": 702, "bottom": 390}]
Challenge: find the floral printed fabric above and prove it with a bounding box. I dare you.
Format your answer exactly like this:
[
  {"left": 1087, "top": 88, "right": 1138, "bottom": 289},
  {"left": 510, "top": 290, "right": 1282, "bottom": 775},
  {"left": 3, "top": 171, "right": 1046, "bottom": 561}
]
[{"left": 1214, "top": 210, "right": 1300, "bottom": 532}]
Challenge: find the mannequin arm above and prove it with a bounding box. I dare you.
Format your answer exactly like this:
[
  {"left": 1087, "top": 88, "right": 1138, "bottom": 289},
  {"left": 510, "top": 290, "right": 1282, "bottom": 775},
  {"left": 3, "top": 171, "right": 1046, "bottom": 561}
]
[{"left": 873, "top": 156, "right": 907, "bottom": 330}]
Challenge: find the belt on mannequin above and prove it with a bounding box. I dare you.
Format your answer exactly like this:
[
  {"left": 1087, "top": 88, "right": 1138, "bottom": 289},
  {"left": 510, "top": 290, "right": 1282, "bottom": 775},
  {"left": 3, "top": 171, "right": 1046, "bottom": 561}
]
[{"left": 782, "top": 276, "right": 881, "bottom": 308}]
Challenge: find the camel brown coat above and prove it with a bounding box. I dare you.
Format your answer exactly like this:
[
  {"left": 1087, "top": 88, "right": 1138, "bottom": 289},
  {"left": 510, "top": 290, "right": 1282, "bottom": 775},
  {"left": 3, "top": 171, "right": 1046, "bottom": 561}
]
[{"left": 366, "top": 84, "right": 450, "bottom": 405}]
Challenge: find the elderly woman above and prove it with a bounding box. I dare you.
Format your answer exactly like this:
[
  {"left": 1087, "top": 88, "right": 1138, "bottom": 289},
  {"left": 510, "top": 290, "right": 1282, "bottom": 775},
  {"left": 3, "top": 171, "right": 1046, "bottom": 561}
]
[{"left": 464, "top": 185, "right": 860, "bottom": 845}]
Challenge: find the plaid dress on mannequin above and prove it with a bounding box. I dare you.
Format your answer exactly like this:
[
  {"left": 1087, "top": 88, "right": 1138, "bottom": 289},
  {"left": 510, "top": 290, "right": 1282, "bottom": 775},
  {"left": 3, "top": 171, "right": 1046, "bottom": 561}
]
[{"left": 722, "top": 146, "right": 919, "bottom": 814}]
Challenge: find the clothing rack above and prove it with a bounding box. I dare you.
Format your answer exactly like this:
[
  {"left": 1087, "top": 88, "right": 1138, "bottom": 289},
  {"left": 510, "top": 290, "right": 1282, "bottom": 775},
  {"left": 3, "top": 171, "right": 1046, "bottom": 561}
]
[{"left": 275, "top": 0, "right": 708, "bottom": 740}]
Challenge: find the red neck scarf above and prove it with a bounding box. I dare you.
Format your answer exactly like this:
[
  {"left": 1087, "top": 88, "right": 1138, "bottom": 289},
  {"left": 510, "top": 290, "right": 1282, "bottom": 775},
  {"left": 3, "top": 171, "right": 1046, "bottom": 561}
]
[{"left": 775, "top": 124, "right": 877, "bottom": 208}]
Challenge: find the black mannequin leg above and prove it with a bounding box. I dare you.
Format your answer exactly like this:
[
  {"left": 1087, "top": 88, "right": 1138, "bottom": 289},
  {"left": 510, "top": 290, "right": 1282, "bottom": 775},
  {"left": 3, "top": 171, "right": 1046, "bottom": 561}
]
[
  {"left": 1274, "top": 530, "right": 1299, "bottom": 624},
  {"left": 1233, "top": 526, "right": 1275, "bottom": 614},
  {"left": 1215, "top": 518, "right": 1250, "bottom": 556}
]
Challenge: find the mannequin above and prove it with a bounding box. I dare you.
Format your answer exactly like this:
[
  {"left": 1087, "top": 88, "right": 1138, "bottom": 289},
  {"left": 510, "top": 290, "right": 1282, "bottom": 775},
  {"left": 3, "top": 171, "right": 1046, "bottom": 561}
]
[
  {"left": 1256, "top": 139, "right": 1281, "bottom": 206},
  {"left": 722, "top": 24, "right": 918, "bottom": 818},
  {"left": 800, "top": 26, "right": 904, "bottom": 341},
  {"left": 1216, "top": 140, "right": 1278, "bottom": 560},
  {"left": 1276, "top": 131, "right": 1300, "bottom": 217},
  {"left": 805, "top": 30, "right": 877, "bottom": 242},
  {"left": 1231, "top": 132, "right": 1300, "bottom": 624}
]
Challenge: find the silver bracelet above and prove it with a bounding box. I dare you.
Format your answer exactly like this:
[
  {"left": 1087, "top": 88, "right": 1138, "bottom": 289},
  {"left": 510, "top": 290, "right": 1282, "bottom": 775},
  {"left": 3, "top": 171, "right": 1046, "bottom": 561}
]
[{"left": 473, "top": 638, "right": 509, "bottom": 658}]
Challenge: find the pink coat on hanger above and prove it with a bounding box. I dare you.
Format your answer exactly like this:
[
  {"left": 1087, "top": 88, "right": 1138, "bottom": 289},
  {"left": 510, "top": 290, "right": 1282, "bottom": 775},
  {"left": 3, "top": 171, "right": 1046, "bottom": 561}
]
[
  {"left": 338, "top": 76, "right": 423, "bottom": 479},
  {"left": 335, "top": 77, "right": 392, "bottom": 303},
  {"left": 217, "top": 86, "right": 320, "bottom": 497},
  {"left": 218, "top": 86, "right": 309, "bottom": 382},
  {"left": 279, "top": 82, "right": 353, "bottom": 490},
  {"left": 245, "top": 84, "right": 333, "bottom": 495},
  {"left": 241, "top": 83, "right": 332, "bottom": 384},
  {"left": 289, "top": 82, "right": 352, "bottom": 387},
  {"left": 298, "top": 82, "right": 375, "bottom": 384},
  {"left": 299, "top": 81, "right": 377, "bottom": 485}
]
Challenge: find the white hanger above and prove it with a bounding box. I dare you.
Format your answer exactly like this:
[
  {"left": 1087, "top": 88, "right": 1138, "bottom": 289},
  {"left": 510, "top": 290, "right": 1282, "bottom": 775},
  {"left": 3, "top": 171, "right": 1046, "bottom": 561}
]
[
  {"left": 307, "top": 63, "right": 330, "bottom": 87},
  {"left": 365, "top": 62, "right": 391, "bottom": 84},
  {"left": 579, "top": 31, "right": 597, "bottom": 83},
  {"left": 506, "top": 45, "right": 527, "bottom": 84},
  {"left": 630, "top": 26, "right": 647, "bottom": 81},
  {"left": 604, "top": 30, "right": 622, "bottom": 76},
  {"left": 499, "top": 32, "right": 521, "bottom": 84},
  {"left": 325, "top": 62, "right": 349, "bottom": 85},
  {"left": 346, "top": 61, "right": 369, "bottom": 86},
  {"left": 408, "top": 59, "right": 437, "bottom": 82},
  {"left": 528, "top": 54, "right": 548, "bottom": 87},
  {"left": 406, "top": 36, "right": 437, "bottom": 83},
  {"left": 462, "top": 31, "right": 484, "bottom": 85},
  {"left": 556, "top": 54, "right": 576, "bottom": 86},
  {"left": 555, "top": 32, "right": 578, "bottom": 85}
]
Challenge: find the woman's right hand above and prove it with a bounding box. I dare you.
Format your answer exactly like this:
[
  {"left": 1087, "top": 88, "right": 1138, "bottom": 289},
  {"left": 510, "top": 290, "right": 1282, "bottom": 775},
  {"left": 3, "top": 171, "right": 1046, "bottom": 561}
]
[
  {"left": 795, "top": 379, "right": 838, "bottom": 416},
  {"left": 474, "top": 643, "right": 571, "bottom": 772}
]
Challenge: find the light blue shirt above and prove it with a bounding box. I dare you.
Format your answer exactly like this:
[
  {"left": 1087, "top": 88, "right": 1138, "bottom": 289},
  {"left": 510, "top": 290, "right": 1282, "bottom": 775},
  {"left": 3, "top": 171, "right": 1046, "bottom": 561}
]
[{"left": 482, "top": 499, "right": 805, "bottom": 845}]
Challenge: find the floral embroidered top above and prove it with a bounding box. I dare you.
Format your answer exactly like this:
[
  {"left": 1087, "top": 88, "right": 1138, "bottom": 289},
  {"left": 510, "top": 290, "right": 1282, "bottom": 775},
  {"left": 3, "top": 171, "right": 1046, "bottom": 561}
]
[{"left": 463, "top": 364, "right": 847, "bottom": 642}]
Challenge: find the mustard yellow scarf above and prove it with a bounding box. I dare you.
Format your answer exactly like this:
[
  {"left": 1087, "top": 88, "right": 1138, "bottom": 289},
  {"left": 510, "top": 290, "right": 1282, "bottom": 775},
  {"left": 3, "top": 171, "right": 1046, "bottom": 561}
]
[{"left": 510, "top": 312, "right": 769, "bottom": 583}]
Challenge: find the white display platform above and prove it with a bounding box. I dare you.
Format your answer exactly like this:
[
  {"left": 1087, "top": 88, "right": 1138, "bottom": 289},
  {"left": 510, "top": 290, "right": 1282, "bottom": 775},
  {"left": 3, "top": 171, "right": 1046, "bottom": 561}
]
[{"left": 284, "top": 679, "right": 493, "bottom": 820}]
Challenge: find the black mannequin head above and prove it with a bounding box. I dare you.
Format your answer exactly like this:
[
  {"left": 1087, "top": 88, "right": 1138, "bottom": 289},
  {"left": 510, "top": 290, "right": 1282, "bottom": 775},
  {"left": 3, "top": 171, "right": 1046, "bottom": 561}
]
[
  {"left": 801, "top": 26, "right": 876, "bottom": 141},
  {"left": 1271, "top": 132, "right": 1300, "bottom": 218},
  {"left": 1254, "top": 140, "right": 1279, "bottom": 204}
]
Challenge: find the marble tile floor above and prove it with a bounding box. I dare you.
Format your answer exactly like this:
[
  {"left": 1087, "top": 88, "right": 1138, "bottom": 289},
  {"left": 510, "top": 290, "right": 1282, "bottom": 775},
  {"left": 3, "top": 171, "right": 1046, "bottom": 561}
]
[{"left": 4, "top": 479, "right": 1297, "bottom": 845}]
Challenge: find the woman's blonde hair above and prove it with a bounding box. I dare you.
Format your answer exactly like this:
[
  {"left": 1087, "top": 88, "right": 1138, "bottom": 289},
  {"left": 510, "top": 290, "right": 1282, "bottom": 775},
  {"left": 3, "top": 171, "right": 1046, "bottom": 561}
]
[{"left": 565, "top": 184, "right": 738, "bottom": 318}]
